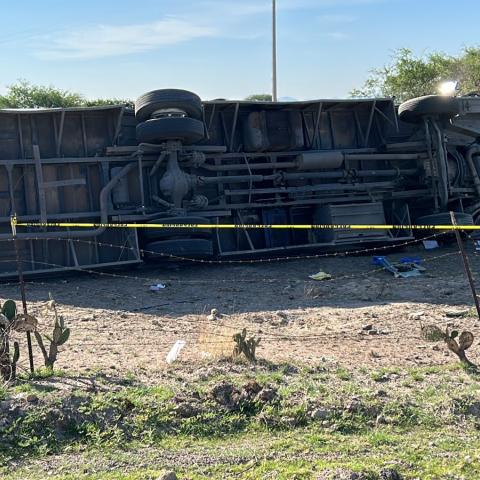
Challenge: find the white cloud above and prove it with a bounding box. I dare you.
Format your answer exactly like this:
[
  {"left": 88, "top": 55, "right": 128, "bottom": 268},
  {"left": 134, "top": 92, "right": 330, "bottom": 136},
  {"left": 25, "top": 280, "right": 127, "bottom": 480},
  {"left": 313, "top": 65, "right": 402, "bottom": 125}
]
[
  {"left": 318, "top": 14, "right": 357, "bottom": 23},
  {"left": 325, "top": 32, "right": 350, "bottom": 40},
  {"left": 34, "top": 17, "right": 217, "bottom": 60},
  {"left": 32, "top": 0, "right": 381, "bottom": 61}
]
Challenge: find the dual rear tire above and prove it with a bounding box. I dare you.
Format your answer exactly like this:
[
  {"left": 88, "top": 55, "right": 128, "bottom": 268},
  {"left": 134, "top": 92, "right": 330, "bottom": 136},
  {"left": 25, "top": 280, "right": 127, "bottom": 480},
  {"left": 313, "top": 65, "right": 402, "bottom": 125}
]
[{"left": 134, "top": 89, "right": 205, "bottom": 145}]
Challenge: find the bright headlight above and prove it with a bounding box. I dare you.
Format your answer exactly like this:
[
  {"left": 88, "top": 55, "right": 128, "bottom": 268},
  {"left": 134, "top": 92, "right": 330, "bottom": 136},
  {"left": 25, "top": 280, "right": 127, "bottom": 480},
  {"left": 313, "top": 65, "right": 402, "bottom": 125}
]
[{"left": 439, "top": 81, "right": 458, "bottom": 96}]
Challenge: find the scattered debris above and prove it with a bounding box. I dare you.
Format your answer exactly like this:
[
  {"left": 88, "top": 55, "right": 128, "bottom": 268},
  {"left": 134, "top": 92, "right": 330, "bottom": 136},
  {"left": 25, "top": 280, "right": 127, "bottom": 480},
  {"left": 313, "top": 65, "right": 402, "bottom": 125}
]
[
  {"left": 408, "top": 311, "right": 425, "bottom": 321},
  {"left": 423, "top": 240, "right": 439, "bottom": 250},
  {"left": 207, "top": 308, "right": 220, "bottom": 321},
  {"left": 445, "top": 309, "right": 470, "bottom": 318},
  {"left": 166, "top": 340, "right": 186, "bottom": 364},
  {"left": 309, "top": 271, "right": 332, "bottom": 281},
  {"left": 373, "top": 256, "right": 425, "bottom": 278}
]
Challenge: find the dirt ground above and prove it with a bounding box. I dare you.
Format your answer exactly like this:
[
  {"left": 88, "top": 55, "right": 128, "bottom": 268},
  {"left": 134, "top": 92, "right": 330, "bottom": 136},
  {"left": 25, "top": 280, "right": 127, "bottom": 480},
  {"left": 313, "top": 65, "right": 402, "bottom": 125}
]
[{"left": 2, "top": 243, "right": 480, "bottom": 376}]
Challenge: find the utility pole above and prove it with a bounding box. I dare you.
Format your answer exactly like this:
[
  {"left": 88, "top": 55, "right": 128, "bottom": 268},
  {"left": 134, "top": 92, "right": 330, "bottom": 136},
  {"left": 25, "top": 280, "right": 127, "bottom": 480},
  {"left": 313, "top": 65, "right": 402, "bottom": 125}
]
[{"left": 272, "top": 0, "right": 278, "bottom": 102}]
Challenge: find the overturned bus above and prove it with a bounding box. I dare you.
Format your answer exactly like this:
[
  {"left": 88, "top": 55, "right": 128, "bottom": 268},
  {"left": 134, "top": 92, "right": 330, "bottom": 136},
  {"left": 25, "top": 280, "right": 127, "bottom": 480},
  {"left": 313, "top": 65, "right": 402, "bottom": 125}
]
[{"left": 0, "top": 89, "right": 479, "bottom": 277}]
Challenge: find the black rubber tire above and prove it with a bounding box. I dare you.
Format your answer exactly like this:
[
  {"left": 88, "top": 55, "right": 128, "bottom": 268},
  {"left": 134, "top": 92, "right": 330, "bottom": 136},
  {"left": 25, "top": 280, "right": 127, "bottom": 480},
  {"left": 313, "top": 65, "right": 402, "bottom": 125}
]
[
  {"left": 135, "top": 89, "right": 203, "bottom": 122},
  {"left": 398, "top": 95, "right": 460, "bottom": 123},
  {"left": 136, "top": 117, "right": 205, "bottom": 145},
  {"left": 416, "top": 212, "right": 474, "bottom": 227},
  {"left": 142, "top": 217, "right": 212, "bottom": 241},
  {"left": 143, "top": 239, "right": 214, "bottom": 260}
]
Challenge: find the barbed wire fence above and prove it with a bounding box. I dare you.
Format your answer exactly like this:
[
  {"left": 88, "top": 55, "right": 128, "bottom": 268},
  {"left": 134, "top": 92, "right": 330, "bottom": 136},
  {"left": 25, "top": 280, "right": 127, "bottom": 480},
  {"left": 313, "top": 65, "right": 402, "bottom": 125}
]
[{"left": 1, "top": 222, "right": 479, "bottom": 379}]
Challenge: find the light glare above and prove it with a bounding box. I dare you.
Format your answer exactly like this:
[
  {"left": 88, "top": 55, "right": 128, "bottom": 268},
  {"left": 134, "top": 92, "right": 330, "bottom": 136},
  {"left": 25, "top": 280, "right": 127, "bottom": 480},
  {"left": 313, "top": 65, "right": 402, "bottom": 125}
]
[{"left": 439, "top": 81, "right": 458, "bottom": 96}]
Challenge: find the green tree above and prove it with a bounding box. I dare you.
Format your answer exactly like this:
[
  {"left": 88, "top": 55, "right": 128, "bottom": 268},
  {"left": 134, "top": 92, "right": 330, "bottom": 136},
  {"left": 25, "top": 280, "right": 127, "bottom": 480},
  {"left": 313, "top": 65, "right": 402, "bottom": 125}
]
[
  {"left": 350, "top": 47, "right": 480, "bottom": 102},
  {"left": 83, "top": 98, "right": 134, "bottom": 108},
  {"left": 0, "top": 80, "right": 133, "bottom": 109},
  {"left": 244, "top": 94, "right": 273, "bottom": 101}
]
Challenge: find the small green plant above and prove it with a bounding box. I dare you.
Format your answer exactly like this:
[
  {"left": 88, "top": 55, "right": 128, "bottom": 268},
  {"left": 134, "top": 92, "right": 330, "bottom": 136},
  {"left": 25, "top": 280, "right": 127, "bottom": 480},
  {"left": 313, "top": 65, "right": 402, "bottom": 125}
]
[
  {"left": 421, "top": 324, "right": 476, "bottom": 368},
  {"left": 0, "top": 300, "right": 20, "bottom": 381},
  {"left": 336, "top": 367, "right": 352, "bottom": 381},
  {"left": 34, "top": 296, "right": 70, "bottom": 369}
]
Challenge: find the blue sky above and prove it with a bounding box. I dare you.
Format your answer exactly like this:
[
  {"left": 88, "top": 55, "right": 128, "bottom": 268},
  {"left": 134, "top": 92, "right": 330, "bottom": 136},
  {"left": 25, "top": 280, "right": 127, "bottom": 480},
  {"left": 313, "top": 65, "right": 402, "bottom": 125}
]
[{"left": 1, "top": 0, "right": 478, "bottom": 101}]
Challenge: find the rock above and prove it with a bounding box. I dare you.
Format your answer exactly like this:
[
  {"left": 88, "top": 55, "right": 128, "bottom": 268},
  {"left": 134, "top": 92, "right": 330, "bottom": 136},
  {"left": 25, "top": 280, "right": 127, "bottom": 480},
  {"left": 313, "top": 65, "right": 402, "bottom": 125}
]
[
  {"left": 156, "top": 472, "right": 177, "bottom": 480},
  {"left": 207, "top": 308, "right": 219, "bottom": 321},
  {"left": 467, "top": 401, "right": 480, "bottom": 417},
  {"left": 379, "top": 468, "right": 403, "bottom": 480},
  {"left": 242, "top": 380, "right": 262, "bottom": 395},
  {"left": 346, "top": 398, "right": 361, "bottom": 413},
  {"left": 408, "top": 311, "right": 425, "bottom": 321},
  {"left": 251, "top": 315, "right": 264, "bottom": 324},
  {"left": 362, "top": 324, "right": 373, "bottom": 331},
  {"left": 445, "top": 309, "right": 469, "bottom": 318},
  {"left": 0, "top": 400, "right": 12, "bottom": 411},
  {"left": 174, "top": 402, "right": 200, "bottom": 418},
  {"left": 311, "top": 408, "right": 329, "bottom": 421},
  {"left": 368, "top": 329, "right": 379, "bottom": 336},
  {"left": 375, "top": 414, "right": 388, "bottom": 426},
  {"left": 210, "top": 382, "right": 240, "bottom": 410},
  {"left": 256, "top": 387, "right": 277, "bottom": 403}
]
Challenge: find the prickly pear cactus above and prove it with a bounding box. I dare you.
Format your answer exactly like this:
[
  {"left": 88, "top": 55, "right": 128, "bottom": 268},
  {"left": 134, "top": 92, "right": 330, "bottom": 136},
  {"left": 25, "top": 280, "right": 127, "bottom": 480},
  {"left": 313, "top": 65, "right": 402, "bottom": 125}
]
[
  {"left": 34, "top": 296, "right": 70, "bottom": 369},
  {"left": 1, "top": 300, "right": 17, "bottom": 322},
  {"left": 233, "top": 328, "right": 261, "bottom": 363},
  {"left": 422, "top": 324, "right": 476, "bottom": 367},
  {"left": 0, "top": 300, "right": 19, "bottom": 381}
]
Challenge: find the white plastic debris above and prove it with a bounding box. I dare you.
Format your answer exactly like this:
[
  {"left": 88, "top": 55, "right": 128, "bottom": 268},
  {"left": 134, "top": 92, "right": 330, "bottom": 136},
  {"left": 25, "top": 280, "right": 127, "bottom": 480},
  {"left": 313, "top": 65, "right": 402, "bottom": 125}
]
[
  {"left": 422, "top": 240, "right": 439, "bottom": 250},
  {"left": 309, "top": 271, "right": 332, "bottom": 281},
  {"left": 166, "top": 340, "right": 186, "bottom": 364},
  {"left": 150, "top": 283, "right": 166, "bottom": 291}
]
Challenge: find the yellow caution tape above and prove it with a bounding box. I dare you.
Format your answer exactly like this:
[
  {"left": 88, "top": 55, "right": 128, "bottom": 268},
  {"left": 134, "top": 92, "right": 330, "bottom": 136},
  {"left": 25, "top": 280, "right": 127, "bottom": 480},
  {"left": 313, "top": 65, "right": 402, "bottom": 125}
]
[{"left": 9, "top": 221, "right": 479, "bottom": 230}]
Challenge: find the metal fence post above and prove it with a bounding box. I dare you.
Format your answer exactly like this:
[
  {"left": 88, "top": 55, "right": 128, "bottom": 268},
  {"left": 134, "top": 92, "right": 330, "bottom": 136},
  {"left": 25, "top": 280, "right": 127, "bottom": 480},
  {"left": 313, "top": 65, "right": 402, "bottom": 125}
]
[{"left": 450, "top": 211, "right": 480, "bottom": 321}]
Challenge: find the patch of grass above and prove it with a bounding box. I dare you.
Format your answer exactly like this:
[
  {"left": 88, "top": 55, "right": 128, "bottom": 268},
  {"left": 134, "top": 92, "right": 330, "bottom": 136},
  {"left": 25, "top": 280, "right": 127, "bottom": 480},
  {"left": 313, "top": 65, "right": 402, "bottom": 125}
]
[
  {"left": 1, "top": 362, "right": 480, "bottom": 479},
  {"left": 20, "top": 367, "right": 66, "bottom": 380},
  {"left": 409, "top": 369, "right": 425, "bottom": 382},
  {"left": 336, "top": 367, "right": 352, "bottom": 381}
]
